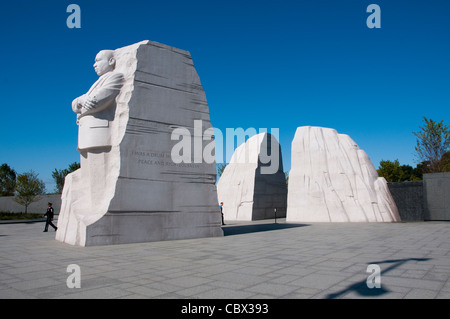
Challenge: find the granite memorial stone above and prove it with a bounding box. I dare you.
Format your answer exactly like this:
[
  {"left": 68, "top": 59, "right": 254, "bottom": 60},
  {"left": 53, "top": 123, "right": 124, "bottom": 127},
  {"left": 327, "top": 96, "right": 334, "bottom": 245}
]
[
  {"left": 217, "top": 133, "right": 287, "bottom": 221},
  {"left": 56, "top": 41, "right": 223, "bottom": 246},
  {"left": 287, "top": 126, "right": 401, "bottom": 222}
]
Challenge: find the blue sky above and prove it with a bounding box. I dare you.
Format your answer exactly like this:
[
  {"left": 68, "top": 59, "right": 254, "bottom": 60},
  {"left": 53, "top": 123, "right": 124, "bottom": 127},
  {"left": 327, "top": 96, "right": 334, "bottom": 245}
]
[{"left": 0, "top": 0, "right": 449, "bottom": 192}]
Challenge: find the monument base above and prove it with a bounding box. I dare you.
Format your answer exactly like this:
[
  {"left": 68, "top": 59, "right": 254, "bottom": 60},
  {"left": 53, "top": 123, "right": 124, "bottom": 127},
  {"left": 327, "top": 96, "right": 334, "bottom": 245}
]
[{"left": 85, "top": 212, "right": 223, "bottom": 246}]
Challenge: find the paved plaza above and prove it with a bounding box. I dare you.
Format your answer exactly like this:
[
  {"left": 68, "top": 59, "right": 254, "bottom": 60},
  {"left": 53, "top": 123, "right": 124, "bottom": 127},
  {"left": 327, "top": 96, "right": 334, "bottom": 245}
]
[{"left": 0, "top": 219, "right": 449, "bottom": 299}]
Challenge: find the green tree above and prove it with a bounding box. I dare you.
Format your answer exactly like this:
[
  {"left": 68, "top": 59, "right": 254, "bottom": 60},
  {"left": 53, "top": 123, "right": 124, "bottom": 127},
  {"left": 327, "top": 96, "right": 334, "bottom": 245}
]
[
  {"left": 399, "top": 164, "right": 423, "bottom": 181},
  {"left": 52, "top": 162, "right": 80, "bottom": 193},
  {"left": 399, "top": 164, "right": 414, "bottom": 181},
  {"left": 441, "top": 151, "right": 450, "bottom": 172},
  {"left": 378, "top": 160, "right": 424, "bottom": 182},
  {"left": 377, "top": 159, "right": 404, "bottom": 182},
  {"left": 14, "top": 171, "right": 46, "bottom": 213},
  {"left": 216, "top": 163, "right": 228, "bottom": 183},
  {"left": 285, "top": 171, "right": 289, "bottom": 190},
  {"left": 413, "top": 117, "right": 450, "bottom": 173},
  {"left": 0, "top": 163, "right": 16, "bottom": 196},
  {"left": 412, "top": 162, "right": 427, "bottom": 180}
]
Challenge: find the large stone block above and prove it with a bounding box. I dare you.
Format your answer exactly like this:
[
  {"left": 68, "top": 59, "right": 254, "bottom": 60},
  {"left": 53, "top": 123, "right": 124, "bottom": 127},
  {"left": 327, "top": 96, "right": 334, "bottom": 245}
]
[
  {"left": 388, "top": 181, "right": 424, "bottom": 221},
  {"left": 287, "top": 126, "right": 400, "bottom": 223},
  {"left": 56, "top": 41, "right": 223, "bottom": 246},
  {"left": 423, "top": 172, "right": 450, "bottom": 221},
  {"left": 217, "top": 133, "right": 287, "bottom": 221}
]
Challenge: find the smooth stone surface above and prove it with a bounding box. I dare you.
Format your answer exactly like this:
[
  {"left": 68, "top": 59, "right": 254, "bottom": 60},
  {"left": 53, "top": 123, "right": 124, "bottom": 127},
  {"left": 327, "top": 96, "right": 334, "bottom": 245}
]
[{"left": 423, "top": 172, "right": 450, "bottom": 221}]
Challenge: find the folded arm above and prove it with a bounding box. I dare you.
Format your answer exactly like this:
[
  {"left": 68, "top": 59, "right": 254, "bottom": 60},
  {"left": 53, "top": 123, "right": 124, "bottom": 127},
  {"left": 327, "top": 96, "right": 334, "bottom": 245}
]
[{"left": 74, "top": 72, "right": 124, "bottom": 119}]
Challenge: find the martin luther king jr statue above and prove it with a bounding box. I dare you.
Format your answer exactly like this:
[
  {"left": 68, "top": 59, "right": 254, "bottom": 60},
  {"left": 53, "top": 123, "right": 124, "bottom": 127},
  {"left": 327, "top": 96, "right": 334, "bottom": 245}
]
[
  {"left": 72, "top": 50, "right": 124, "bottom": 151},
  {"left": 57, "top": 41, "right": 223, "bottom": 246}
]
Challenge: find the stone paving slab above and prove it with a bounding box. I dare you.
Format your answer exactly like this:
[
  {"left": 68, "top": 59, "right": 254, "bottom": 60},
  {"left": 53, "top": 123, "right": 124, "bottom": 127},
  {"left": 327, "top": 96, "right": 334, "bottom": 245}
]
[{"left": 0, "top": 219, "right": 449, "bottom": 299}]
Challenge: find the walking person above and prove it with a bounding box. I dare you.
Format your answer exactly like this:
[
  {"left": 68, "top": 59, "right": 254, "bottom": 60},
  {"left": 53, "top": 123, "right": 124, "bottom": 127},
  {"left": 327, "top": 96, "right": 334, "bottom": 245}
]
[
  {"left": 219, "top": 202, "right": 226, "bottom": 225},
  {"left": 43, "top": 202, "right": 57, "bottom": 232}
]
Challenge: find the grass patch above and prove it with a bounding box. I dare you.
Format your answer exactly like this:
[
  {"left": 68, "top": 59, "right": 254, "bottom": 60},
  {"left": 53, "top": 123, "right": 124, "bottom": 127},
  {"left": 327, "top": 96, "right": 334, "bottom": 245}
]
[{"left": 0, "top": 212, "right": 44, "bottom": 220}]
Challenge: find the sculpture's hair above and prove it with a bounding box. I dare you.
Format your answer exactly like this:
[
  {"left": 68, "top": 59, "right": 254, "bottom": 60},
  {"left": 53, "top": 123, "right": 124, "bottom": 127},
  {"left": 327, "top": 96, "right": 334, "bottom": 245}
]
[{"left": 98, "top": 50, "right": 115, "bottom": 61}]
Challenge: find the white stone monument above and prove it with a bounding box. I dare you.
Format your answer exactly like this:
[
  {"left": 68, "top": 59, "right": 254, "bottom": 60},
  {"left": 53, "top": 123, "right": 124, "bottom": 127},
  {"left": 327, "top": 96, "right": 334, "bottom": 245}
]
[
  {"left": 56, "top": 41, "right": 223, "bottom": 246},
  {"left": 286, "top": 126, "right": 400, "bottom": 222},
  {"left": 217, "top": 133, "right": 287, "bottom": 221}
]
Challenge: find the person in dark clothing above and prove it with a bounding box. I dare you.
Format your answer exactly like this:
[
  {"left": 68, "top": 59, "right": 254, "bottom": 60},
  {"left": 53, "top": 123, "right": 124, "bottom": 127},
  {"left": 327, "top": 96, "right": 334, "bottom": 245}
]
[
  {"left": 43, "top": 202, "right": 57, "bottom": 232},
  {"left": 219, "top": 202, "right": 226, "bottom": 225}
]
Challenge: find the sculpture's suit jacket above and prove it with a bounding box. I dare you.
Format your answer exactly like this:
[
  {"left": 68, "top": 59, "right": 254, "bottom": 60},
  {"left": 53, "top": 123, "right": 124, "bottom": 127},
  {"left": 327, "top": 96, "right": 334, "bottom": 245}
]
[
  {"left": 74, "top": 71, "right": 124, "bottom": 151},
  {"left": 73, "top": 71, "right": 124, "bottom": 117}
]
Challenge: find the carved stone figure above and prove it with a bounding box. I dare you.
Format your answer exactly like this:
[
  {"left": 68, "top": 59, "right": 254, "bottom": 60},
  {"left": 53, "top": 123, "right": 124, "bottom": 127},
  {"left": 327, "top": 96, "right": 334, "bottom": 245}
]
[
  {"left": 56, "top": 41, "right": 223, "bottom": 246},
  {"left": 72, "top": 50, "right": 124, "bottom": 151}
]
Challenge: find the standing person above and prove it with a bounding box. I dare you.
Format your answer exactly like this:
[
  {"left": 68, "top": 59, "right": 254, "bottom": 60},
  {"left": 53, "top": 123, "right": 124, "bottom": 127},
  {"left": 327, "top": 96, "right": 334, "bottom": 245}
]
[
  {"left": 219, "top": 202, "right": 226, "bottom": 225},
  {"left": 43, "top": 202, "right": 57, "bottom": 232}
]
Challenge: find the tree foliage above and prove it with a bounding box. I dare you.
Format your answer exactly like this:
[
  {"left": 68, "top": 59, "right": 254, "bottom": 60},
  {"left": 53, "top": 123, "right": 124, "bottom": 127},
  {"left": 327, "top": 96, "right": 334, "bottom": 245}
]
[
  {"left": 216, "top": 163, "right": 228, "bottom": 183},
  {"left": 377, "top": 159, "right": 403, "bottom": 182},
  {"left": 377, "top": 159, "right": 423, "bottom": 182},
  {"left": 413, "top": 117, "right": 450, "bottom": 173},
  {"left": 399, "top": 164, "right": 423, "bottom": 181},
  {"left": 284, "top": 171, "right": 289, "bottom": 190},
  {"left": 13, "top": 171, "right": 46, "bottom": 213},
  {"left": 0, "top": 163, "right": 16, "bottom": 196},
  {"left": 441, "top": 151, "right": 450, "bottom": 172},
  {"left": 52, "top": 162, "right": 80, "bottom": 193}
]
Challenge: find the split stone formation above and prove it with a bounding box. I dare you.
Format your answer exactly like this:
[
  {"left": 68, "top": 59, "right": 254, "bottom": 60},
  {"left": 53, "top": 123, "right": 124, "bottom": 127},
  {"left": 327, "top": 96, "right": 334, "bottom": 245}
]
[
  {"left": 216, "top": 133, "right": 287, "bottom": 221},
  {"left": 56, "top": 41, "right": 223, "bottom": 246},
  {"left": 286, "top": 126, "right": 400, "bottom": 222},
  {"left": 56, "top": 40, "right": 400, "bottom": 247}
]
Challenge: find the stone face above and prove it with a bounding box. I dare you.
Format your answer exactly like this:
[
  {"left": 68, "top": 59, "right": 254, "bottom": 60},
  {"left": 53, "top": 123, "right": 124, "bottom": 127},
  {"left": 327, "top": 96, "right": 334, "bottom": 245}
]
[
  {"left": 56, "top": 41, "right": 223, "bottom": 246},
  {"left": 286, "top": 126, "right": 401, "bottom": 222},
  {"left": 217, "top": 133, "right": 287, "bottom": 221}
]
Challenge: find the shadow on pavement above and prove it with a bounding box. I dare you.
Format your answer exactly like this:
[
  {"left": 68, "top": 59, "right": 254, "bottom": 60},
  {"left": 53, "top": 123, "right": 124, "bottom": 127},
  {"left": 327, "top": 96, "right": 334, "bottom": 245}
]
[
  {"left": 222, "top": 223, "right": 309, "bottom": 236},
  {"left": 326, "top": 258, "right": 432, "bottom": 299},
  {"left": 0, "top": 218, "right": 46, "bottom": 225}
]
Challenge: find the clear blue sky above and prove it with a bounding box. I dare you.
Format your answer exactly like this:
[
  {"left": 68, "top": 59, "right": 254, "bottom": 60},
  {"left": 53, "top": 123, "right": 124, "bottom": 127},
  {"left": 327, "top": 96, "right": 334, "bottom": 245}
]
[{"left": 0, "top": 0, "right": 449, "bottom": 193}]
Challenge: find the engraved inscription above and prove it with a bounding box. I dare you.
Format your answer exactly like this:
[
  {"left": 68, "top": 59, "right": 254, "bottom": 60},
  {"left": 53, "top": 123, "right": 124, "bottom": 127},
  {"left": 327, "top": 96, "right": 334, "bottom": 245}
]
[{"left": 131, "top": 149, "right": 201, "bottom": 169}]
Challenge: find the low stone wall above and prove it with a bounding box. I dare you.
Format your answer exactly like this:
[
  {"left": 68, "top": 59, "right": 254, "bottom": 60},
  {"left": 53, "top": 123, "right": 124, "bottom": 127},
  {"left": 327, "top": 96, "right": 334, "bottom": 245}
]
[
  {"left": 388, "top": 173, "right": 450, "bottom": 222},
  {"left": 423, "top": 172, "right": 450, "bottom": 221},
  {"left": 388, "top": 181, "right": 424, "bottom": 221},
  {"left": 0, "top": 194, "right": 61, "bottom": 215}
]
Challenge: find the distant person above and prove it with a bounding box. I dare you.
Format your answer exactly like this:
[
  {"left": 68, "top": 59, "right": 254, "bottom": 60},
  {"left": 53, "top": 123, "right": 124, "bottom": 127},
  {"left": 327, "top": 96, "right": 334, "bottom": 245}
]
[
  {"left": 43, "top": 202, "right": 57, "bottom": 232},
  {"left": 219, "top": 202, "right": 225, "bottom": 225}
]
